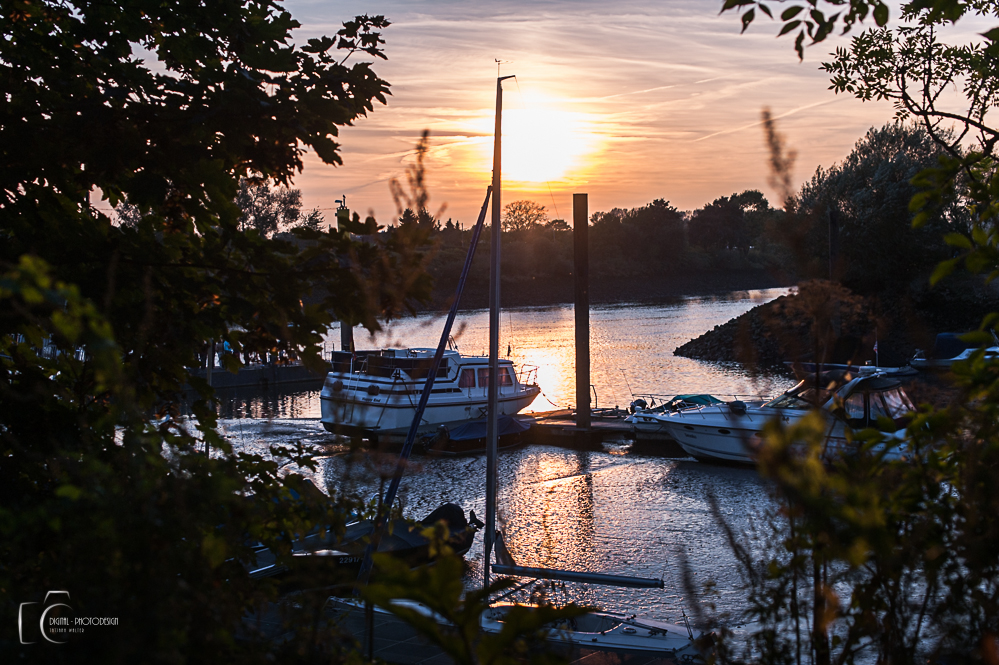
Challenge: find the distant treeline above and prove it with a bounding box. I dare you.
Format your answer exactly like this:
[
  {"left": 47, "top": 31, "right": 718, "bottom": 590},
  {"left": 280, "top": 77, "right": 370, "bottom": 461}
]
[
  {"left": 410, "top": 123, "right": 972, "bottom": 310},
  {"left": 419, "top": 191, "right": 789, "bottom": 307}
]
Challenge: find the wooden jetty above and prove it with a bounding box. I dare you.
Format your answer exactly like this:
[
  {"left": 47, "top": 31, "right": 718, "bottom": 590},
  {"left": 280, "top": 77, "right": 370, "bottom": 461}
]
[
  {"left": 527, "top": 409, "right": 633, "bottom": 448},
  {"left": 527, "top": 409, "right": 688, "bottom": 457},
  {"left": 189, "top": 361, "right": 328, "bottom": 389}
]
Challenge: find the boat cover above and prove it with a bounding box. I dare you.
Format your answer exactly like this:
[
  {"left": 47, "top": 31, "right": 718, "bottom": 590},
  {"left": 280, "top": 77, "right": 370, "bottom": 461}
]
[
  {"left": 447, "top": 415, "right": 530, "bottom": 442},
  {"left": 931, "top": 333, "right": 975, "bottom": 359},
  {"left": 668, "top": 394, "right": 723, "bottom": 408}
]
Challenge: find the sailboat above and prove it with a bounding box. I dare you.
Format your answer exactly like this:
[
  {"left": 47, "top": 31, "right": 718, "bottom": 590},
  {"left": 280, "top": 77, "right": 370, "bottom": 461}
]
[
  {"left": 344, "top": 74, "right": 704, "bottom": 660},
  {"left": 475, "top": 74, "right": 703, "bottom": 658}
]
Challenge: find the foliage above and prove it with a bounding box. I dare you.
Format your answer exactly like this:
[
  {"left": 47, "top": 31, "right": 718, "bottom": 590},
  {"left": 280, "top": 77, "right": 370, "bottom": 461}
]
[
  {"left": 399, "top": 207, "right": 440, "bottom": 231},
  {"left": 705, "top": 3, "right": 999, "bottom": 664},
  {"left": 502, "top": 200, "right": 549, "bottom": 232},
  {"left": 235, "top": 178, "right": 326, "bottom": 235},
  {"left": 702, "top": 349, "right": 999, "bottom": 664},
  {"left": 689, "top": 191, "right": 773, "bottom": 254},
  {"left": 796, "top": 123, "right": 965, "bottom": 292},
  {"left": 0, "top": 1, "right": 435, "bottom": 661}
]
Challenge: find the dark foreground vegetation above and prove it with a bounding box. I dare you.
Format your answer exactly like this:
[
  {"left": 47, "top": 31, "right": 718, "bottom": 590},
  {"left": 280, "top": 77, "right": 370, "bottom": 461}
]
[
  {"left": 4, "top": 0, "right": 999, "bottom": 664},
  {"left": 681, "top": 2, "right": 999, "bottom": 664},
  {"left": 0, "top": 3, "right": 571, "bottom": 663}
]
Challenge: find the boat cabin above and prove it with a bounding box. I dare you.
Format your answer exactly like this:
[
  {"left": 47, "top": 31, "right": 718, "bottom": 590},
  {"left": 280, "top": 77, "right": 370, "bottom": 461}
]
[{"left": 765, "top": 371, "right": 915, "bottom": 430}]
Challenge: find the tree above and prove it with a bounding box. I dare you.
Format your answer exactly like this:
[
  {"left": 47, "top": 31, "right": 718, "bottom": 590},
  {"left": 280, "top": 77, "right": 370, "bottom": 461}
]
[
  {"left": 689, "top": 191, "right": 772, "bottom": 253},
  {"left": 798, "top": 123, "right": 965, "bottom": 293},
  {"left": 725, "top": 0, "right": 999, "bottom": 280},
  {"left": 399, "top": 207, "right": 439, "bottom": 230},
  {"left": 502, "top": 200, "right": 548, "bottom": 231},
  {"left": 689, "top": 196, "right": 749, "bottom": 252},
  {"left": 235, "top": 177, "right": 304, "bottom": 235},
  {"left": 701, "top": 2, "right": 999, "bottom": 663},
  {"left": 0, "top": 2, "right": 432, "bottom": 661}
]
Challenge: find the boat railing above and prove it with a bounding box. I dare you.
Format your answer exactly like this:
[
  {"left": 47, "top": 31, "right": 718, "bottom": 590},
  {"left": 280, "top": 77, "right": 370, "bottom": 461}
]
[
  {"left": 632, "top": 393, "right": 771, "bottom": 415},
  {"left": 517, "top": 364, "right": 538, "bottom": 390}
]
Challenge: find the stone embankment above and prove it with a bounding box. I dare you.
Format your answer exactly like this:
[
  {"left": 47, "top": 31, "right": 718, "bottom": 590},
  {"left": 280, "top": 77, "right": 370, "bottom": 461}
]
[{"left": 674, "top": 297, "right": 787, "bottom": 367}]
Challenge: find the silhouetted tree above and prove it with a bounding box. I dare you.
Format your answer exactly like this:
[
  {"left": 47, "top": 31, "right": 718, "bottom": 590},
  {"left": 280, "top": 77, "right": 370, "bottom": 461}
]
[
  {"left": 235, "top": 177, "right": 304, "bottom": 235},
  {"left": 399, "top": 207, "right": 438, "bottom": 231},
  {"left": 689, "top": 194, "right": 761, "bottom": 252},
  {"left": 502, "top": 200, "right": 548, "bottom": 231},
  {"left": 797, "top": 123, "right": 965, "bottom": 293}
]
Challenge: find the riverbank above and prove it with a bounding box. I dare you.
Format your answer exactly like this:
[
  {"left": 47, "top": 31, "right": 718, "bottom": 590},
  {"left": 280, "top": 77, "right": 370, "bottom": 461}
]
[{"left": 673, "top": 276, "right": 999, "bottom": 407}]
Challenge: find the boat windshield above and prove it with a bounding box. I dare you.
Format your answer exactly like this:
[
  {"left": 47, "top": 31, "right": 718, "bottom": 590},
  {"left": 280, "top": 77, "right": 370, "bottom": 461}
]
[
  {"left": 871, "top": 388, "right": 913, "bottom": 428},
  {"left": 765, "top": 386, "right": 832, "bottom": 410}
]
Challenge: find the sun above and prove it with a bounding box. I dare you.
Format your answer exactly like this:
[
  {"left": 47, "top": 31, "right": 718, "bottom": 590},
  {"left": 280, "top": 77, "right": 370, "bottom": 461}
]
[{"left": 471, "top": 106, "right": 597, "bottom": 183}]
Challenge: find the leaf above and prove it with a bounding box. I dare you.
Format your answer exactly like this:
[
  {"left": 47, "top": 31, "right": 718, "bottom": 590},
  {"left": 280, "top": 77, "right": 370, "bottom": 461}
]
[
  {"left": 781, "top": 5, "right": 804, "bottom": 21},
  {"left": 873, "top": 2, "right": 889, "bottom": 26},
  {"left": 944, "top": 232, "right": 972, "bottom": 249},
  {"left": 930, "top": 257, "right": 958, "bottom": 285},
  {"left": 779, "top": 19, "right": 802, "bottom": 36},
  {"left": 758, "top": 3, "right": 773, "bottom": 19},
  {"left": 741, "top": 8, "right": 756, "bottom": 33}
]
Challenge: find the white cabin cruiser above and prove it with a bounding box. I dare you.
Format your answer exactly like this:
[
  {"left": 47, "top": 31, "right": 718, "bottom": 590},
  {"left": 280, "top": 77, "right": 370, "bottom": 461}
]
[
  {"left": 320, "top": 348, "right": 540, "bottom": 437},
  {"left": 648, "top": 370, "right": 915, "bottom": 464}
]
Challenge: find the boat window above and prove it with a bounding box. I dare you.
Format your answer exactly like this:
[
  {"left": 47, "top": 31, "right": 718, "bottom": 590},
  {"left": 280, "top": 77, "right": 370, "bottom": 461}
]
[
  {"left": 843, "top": 392, "right": 866, "bottom": 428},
  {"left": 869, "top": 392, "right": 891, "bottom": 427},
  {"left": 874, "top": 388, "right": 912, "bottom": 428},
  {"left": 459, "top": 368, "right": 475, "bottom": 388},
  {"left": 766, "top": 387, "right": 831, "bottom": 410},
  {"left": 880, "top": 389, "right": 910, "bottom": 419},
  {"left": 499, "top": 368, "right": 513, "bottom": 386},
  {"left": 477, "top": 368, "right": 489, "bottom": 387}
]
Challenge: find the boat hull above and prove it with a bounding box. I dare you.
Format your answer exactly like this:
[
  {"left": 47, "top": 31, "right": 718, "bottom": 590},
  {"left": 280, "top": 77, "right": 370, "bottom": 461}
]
[
  {"left": 481, "top": 603, "right": 701, "bottom": 656},
  {"left": 670, "top": 421, "right": 762, "bottom": 464},
  {"left": 320, "top": 388, "right": 540, "bottom": 435}
]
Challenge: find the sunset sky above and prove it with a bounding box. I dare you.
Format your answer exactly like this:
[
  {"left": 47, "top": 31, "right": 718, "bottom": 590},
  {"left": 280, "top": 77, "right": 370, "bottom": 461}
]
[{"left": 284, "top": 0, "right": 983, "bottom": 226}]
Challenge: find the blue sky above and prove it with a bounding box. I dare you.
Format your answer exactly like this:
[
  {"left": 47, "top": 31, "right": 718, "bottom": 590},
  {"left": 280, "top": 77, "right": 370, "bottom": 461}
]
[{"left": 282, "top": 1, "right": 983, "bottom": 226}]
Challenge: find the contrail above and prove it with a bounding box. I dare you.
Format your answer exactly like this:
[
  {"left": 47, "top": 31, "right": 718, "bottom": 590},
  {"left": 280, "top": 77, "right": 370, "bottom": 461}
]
[{"left": 692, "top": 98, "right": 841, "bottom": 142}]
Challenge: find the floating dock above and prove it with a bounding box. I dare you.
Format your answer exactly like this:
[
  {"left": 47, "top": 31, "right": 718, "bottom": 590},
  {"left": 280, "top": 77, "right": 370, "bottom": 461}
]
[{"left": 189, "top": 361, "right": 329, "bottom": 389}]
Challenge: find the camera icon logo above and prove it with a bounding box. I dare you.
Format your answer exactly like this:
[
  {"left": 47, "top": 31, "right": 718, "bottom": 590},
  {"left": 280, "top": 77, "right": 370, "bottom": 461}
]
[{"left": 18, "top": 590, "right": 73, "bottom": 645}]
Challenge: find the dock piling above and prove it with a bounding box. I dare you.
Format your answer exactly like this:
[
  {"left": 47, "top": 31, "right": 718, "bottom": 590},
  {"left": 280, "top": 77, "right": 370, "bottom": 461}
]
[{"left": 574, "top": 193, "right": 591, "bottom": 435}]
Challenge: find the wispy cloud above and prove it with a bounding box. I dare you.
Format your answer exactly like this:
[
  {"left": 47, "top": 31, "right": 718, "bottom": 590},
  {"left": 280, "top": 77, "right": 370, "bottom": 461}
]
[{"left": 287, "top": 0, "right": 897, "bottom": 222}]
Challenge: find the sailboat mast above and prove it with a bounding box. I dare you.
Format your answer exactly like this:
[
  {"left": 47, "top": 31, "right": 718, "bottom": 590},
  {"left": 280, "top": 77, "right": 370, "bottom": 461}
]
[{"left": 485, "top": 74, "right": 513, "bottom": 589}]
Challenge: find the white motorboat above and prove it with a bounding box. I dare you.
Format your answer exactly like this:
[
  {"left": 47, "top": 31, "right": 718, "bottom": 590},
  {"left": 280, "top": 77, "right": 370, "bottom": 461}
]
[
  {"left": 319, "top": 348, "right": 540, "bottom": 437},
  {"left": 626, "top": 394, "right": 725, "bottom": 440},
  {"left": 329, "top": 592, "right": 702, "bottom": 659},
  {"left": 481, "top": 601, "right": 701, "bottom": 657},
  {"left": 646, "top": 370, "right": 916, "bottom": 465}
]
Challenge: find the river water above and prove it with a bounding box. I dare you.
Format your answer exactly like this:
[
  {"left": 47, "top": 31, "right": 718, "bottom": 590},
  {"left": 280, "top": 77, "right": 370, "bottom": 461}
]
[{"left": 217, "top": 287, "right": 797, "bottom": 624}]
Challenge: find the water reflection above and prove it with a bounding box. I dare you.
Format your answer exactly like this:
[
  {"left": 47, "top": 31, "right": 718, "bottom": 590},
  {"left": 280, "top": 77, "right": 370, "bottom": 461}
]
[
  {"left": 214, "top": 288, "right": 795, "bottom": 419},
  {"left": 310, "top": 439, "right": 773, "bottom": 622},
  {"left": 214, "top": 290, "right": 796, "bottom": 624}
]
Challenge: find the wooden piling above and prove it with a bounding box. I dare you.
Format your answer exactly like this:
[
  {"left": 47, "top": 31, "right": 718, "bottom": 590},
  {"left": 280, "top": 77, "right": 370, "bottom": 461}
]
[{"left": 573, "top": 193, "right": 590, "bottom": 432}]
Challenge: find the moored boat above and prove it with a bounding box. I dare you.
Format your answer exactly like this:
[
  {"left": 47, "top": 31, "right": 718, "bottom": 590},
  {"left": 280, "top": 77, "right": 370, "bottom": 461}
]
[
  {"left": 319, "top": 348, "right": 540, "bottom": 438},
  {"left": 645, "top": 370, "right": 916, "bottom": 465},
  {"left": 911, "top": 332, "right": 999, "bottom": 369},
  {"left": 247, "top": 502, "right": 484, "bottom": 582}
]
